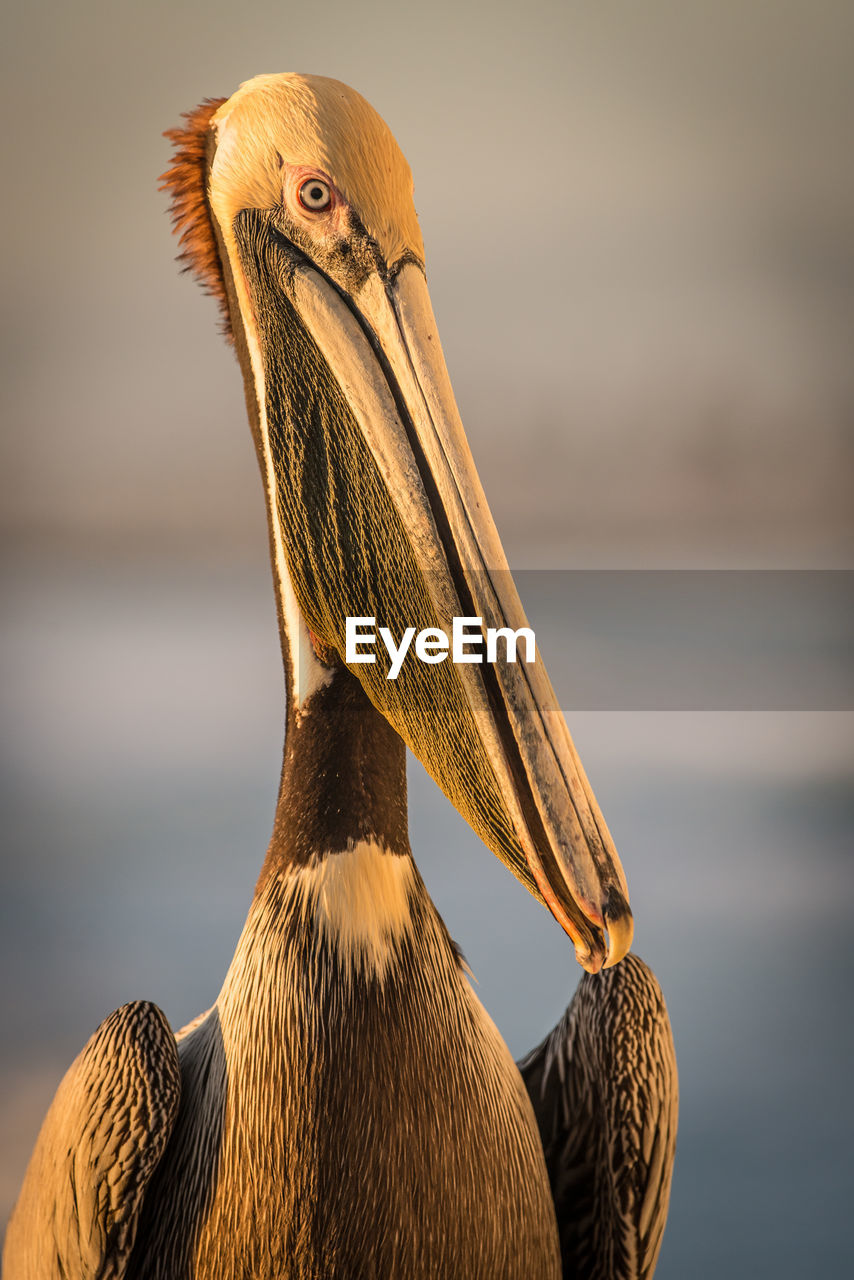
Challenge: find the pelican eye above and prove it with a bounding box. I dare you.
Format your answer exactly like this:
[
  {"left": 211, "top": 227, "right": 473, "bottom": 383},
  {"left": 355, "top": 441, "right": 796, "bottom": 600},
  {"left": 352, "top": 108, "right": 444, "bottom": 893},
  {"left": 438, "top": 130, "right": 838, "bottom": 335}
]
[{"left": 298, "top": 178, "right": 332, "bottom": 212}]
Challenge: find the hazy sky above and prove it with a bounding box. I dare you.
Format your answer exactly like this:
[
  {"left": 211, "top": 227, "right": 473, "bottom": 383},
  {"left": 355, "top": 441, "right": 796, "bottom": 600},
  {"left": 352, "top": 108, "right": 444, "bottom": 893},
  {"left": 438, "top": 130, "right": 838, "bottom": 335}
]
[{"left": 2, "top": 0, "right": 852, "bottom": 563}]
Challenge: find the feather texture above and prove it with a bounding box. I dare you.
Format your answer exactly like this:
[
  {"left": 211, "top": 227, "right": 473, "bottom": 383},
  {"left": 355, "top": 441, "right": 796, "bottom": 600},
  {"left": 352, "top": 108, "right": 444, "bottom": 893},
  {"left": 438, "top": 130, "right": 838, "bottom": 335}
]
[
  {"left": 125, "top": 861, "right": 562, "bottom": 1278},
  {"left": 3, "top": 1002, "right": 181, "bottom": 1279},
  {"left": 519, "top": 954, "right": 678, "bottom": 1280},
  {"left": 160, "top": 98, "right": 230, "bottom": 337}
]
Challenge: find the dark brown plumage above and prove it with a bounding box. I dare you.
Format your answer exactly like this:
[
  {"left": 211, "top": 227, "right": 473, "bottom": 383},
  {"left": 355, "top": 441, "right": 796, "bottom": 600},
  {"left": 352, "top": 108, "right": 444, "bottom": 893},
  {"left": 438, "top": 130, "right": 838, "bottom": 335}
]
[
  {"left": 3, "top": 1003, "right": 181, "bottom": 1276},
  {"left": 520, "top": 955, "right": 678, "bottom": 1280}
]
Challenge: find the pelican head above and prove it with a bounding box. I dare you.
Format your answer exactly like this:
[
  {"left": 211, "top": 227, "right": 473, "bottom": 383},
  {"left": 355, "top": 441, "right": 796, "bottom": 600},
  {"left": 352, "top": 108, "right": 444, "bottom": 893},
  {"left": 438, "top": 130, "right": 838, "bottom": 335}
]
[{"left": 162, "top": 73, "right": 632, "bottom": 972}]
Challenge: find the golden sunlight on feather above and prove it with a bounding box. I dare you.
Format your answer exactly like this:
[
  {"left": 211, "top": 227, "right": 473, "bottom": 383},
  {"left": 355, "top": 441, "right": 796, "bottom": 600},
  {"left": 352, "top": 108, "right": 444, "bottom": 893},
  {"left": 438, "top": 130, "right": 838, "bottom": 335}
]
[{"left": 211, "top": 74, "right": 424, "bottom": 267}]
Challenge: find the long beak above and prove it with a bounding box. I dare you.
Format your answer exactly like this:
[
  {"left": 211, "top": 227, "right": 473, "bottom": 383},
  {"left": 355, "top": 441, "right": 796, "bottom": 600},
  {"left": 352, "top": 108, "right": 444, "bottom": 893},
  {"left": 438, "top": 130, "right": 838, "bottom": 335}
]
[{"left": 236, "top": 214, "right": 632, "bottom": 972}]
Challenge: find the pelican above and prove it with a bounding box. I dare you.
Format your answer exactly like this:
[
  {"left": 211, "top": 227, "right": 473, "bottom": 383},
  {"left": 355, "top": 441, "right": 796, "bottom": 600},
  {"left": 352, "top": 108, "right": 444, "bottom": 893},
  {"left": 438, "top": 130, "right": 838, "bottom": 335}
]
[{"left": 4, "top": 74, "right": 677, "bottom": 1278}]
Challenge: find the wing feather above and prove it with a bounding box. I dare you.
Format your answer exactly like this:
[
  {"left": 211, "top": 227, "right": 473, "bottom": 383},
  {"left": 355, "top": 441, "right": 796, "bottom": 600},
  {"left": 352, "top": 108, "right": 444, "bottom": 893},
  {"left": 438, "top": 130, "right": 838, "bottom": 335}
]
[
  {"left": 3, "top": 1001, "right": 181, "bottom": 1279},
  {"left": 519, "top": 953, "right": 678, "bottom": 1280}
]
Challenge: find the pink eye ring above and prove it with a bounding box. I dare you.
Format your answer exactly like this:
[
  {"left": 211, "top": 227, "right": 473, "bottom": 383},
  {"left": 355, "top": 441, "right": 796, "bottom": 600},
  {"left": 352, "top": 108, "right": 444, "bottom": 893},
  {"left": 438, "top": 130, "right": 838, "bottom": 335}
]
[{"left": 298, "top": 177, "right": 332, "bottom": 212}]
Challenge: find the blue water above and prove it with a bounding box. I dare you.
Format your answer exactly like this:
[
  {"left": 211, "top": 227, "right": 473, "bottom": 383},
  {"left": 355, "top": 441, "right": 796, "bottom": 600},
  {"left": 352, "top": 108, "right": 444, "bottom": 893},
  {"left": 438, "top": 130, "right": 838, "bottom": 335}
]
[{"left": 2, "top": 555, "right": 852, "bottom": 1275}]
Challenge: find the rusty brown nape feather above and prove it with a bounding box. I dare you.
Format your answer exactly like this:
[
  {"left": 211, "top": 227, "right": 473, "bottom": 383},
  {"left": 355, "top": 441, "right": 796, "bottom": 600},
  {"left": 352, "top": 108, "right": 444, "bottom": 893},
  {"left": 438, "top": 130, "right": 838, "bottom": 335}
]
[{"left": 160, "top": 98, "right": 232, "bottom": 340}]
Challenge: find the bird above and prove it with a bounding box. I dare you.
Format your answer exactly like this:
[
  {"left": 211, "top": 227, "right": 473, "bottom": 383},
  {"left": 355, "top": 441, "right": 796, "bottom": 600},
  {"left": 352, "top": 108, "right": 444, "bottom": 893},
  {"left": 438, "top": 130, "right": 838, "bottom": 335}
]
[{"left": 3, "top": 74, "right": 677, "bottom": 1279}]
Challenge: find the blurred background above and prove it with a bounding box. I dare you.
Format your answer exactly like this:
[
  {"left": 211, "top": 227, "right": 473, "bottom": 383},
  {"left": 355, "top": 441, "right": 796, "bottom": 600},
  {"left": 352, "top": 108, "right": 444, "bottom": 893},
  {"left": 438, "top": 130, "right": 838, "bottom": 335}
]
[{"left": 1, "top": 1, "right": 852, "bottom": 1274}]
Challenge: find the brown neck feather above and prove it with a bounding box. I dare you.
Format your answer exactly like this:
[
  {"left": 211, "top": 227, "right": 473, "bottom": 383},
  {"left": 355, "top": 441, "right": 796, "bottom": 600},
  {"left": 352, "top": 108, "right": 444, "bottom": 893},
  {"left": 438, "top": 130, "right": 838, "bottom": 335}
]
[{"left": 258, "top": 666, "right": 410, "bottom": 887}]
